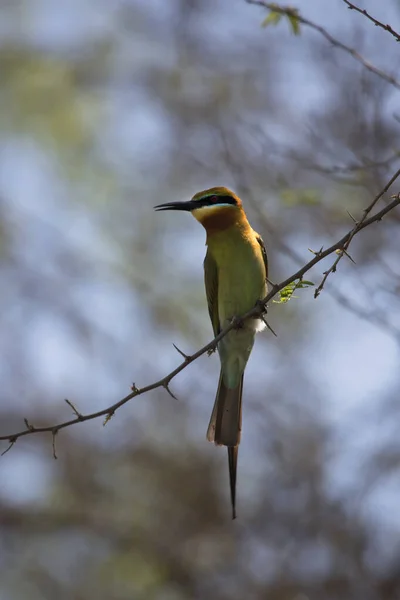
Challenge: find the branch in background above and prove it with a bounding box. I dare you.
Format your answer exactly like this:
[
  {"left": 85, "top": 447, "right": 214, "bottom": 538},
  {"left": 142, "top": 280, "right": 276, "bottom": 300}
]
[
  {"left": 1, "top": 167, "right": 400, "bottom": 454},
  {"left": 246, "top": 0, "right": 400, "bottom": 90},
  {"left": 294, "top": 153, "right": 400, "bottom": 177},
  {"left": 343, "top": 0, "right": 400, "bottom": 43}
]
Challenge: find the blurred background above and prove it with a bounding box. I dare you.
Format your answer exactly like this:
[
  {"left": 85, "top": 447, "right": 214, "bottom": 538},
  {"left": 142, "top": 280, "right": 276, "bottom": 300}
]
[{"left": 1, "top": 0, "right": 400, "bottom": 598}]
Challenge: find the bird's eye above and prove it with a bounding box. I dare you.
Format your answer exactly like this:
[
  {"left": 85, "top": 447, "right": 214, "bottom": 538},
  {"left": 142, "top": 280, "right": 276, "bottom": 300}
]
[{"left": 210, "top": 195, "right": 218, "bottom": 204}]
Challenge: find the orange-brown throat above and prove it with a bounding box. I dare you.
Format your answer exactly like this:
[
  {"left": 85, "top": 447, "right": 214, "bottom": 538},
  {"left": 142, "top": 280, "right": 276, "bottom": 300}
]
[{"left": 194, "top": 206, "right": 248, "bottom": 235}]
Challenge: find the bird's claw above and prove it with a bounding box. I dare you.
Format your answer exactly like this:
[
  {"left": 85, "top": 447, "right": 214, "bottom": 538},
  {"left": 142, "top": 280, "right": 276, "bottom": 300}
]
[
  {"left": 207, "top": 344, "right": 217, "bottom": 356},
  {"left": 231, "top": 315, "right": 244, "bottom": 329},
  {"left": 256, "top": 299, "right": 267, "bottom": 314}
]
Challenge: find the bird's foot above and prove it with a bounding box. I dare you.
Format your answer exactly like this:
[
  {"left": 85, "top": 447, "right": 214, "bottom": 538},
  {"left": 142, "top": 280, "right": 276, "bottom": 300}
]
[
  {"left": 255, "top": 299, "right": 267, "bottom": 315},
  {"left": 230, "top": 315, "right": 244, "bottom": 330},
  {"left": 207, "top": 345, "right": 216, "bottom": 356}
]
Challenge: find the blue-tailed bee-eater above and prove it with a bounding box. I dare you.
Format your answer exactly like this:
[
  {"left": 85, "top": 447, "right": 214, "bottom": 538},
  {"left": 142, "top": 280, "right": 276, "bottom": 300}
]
[{"left": 155, "top": 187, "right": 268, "bottom": 519}]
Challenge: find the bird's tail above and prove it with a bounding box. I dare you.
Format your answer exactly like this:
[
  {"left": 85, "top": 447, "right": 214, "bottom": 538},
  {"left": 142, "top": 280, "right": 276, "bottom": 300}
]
[{"left": 207, "top": 371, "right": 243, "bottom": 519}]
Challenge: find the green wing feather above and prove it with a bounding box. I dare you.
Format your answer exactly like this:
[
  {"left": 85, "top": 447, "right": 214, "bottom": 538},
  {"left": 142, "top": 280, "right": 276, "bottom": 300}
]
[
  {"left": 204, "top": 250, "right": 220, "bottom": 336},
  {"left": 255, "top": 234, "right": 268, "bottom": 281}
]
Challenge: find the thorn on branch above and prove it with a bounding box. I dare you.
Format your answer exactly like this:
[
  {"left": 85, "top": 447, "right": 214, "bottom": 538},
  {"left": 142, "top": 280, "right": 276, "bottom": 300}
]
[
  {"left": 52, "top": 429, "right": 58, "bottom": 460},
  {"left": 261, "top": 315, "right": 278, "bottom": 337},
  {"left": 346, "top": 210, "right": 358, "bottom": 224},
  {"left": 163, "top": 381, "right": 179, "bottom": 401},
  {"left": 24, "top": 418, "right": 35, "bottom": 431},
  {"left": 103, "top": 412, "right": 114, "bottom": 427},
  {"left": 308, "top": 246, "right": 324, "bottom": 256},
  {"left": 1, "top": 437, "right": 16, "bottom": 456},
  {"left": 64, "top": 399, "right": 83, "bottom": 420},
  {"left": 342, "top": 249, "right": 356, "bottom": 264},
  {"left": 172, "top": 343, "right": 190, "bottom": 361}
]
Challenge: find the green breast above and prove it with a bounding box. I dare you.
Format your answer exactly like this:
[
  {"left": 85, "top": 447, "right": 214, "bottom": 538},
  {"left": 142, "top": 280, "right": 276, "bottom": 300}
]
[{"left": 208, "top": 230, "right": 266, "bottom": 325}]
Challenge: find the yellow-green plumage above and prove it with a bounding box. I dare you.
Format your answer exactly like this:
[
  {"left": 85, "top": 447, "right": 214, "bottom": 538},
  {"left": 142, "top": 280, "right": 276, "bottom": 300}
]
[
  {"left": 202, "top": 204, "right": 267, "bottom": 519},
  {"left": 154, "top": 186, "right": 268, "bottom": 519}
]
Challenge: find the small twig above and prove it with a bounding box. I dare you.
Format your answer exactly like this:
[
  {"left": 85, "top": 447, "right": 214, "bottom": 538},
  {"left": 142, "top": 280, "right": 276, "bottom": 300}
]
[
  {"left": 1, "top": 438, "right": 16, "bottom": 456},
  {"left": 343, "top": 0, "right": 400, "bottom": 43},
  {"left": 246, "top": 0, "right": 400, "bottom": 90},
  {"left": 64, "top": 399, "right": 83, "bottom": 420},
  {"left": 24, "top": 418, "right": 35, "bottom": 431},
  {"left": 52, "top": 430, "right": 58, "bottom": 460}
]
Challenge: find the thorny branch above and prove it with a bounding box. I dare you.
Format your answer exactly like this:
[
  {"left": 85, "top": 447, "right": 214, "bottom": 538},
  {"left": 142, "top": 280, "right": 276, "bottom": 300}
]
[
  {"left": 216, "top": 125, "right": 400, "bottom": 342},
  {"left": 1, "top": 167, "right": 400, "bottom": 454},
  {"left": 248, "top": 198, "right": 400, "bottom": 344},
  {"left": 314, "top": 166, "right": 400, "bottom": 297},
  {"left": 246, "top": 0, "right": 400, "bottom": 90},
  {"left": 343, "top": 0, "right": 400, "bottom": 43}
]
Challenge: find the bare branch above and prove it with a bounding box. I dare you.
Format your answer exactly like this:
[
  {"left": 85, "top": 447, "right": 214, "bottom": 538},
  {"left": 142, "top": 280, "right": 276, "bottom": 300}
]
[
  {"left": 343, "top": 0, "right": 400, "bottom": 43},
  {"left": 0, "top": 167, "right": 400, "bottom": 452},
  {"left": 246, "top": 0, "right": 400, "bottom": 89}
]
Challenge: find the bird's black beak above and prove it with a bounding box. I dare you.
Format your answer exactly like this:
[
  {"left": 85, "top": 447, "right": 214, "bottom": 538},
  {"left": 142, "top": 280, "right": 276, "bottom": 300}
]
[{"left": 154, "top": 200, "right": 196, "bottom": 212}]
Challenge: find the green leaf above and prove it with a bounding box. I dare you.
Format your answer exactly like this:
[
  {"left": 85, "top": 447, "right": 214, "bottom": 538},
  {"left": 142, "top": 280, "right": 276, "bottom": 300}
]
[
  {"left": 261, "top": 7, "right": 301, "bottom": 35},
  {"left": 295, "top": 280, "right": 314, "bottom": 288},
  {"left": 287, "top": 13, "right": 300, "bottom": 35},
  {"left": 261, "top": 11, "right": 282, "bottom": 28},
  {"left": 273, "top": 279, "right": 314, "bottom": 304}
]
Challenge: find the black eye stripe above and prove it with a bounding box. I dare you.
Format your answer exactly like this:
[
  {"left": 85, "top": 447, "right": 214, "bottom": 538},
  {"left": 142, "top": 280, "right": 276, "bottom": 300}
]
[{"left": 199, "top": 195, "right": 237, "bottom": 207}]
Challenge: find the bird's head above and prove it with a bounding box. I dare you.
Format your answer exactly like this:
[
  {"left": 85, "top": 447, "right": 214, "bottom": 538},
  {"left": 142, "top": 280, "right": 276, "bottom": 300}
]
[{"left": 154, "top": 187, "right": 243, "bottom": 231}]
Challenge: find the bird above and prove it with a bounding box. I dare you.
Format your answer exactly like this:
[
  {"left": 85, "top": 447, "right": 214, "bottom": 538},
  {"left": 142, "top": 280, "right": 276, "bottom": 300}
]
[{"left": 155, "top": 187, "right": 268, "bottom": 519}]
